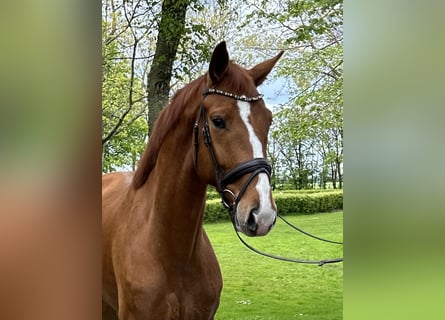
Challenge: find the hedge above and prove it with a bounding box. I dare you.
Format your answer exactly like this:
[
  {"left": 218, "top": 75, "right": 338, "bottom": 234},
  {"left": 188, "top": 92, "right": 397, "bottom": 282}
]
[
  {"left": 273, "top": 190, "right": 343, "bottom": 215},
  {"left": 204, "top": 190, "right": 343, "bottom": 223},
  {"left": 272, "top": 189, "right": 339, "bottom": 194},
  {"left": 206, "top": 188, "right": 339, "bottom": 200},
  {"left": 204, "top": 199, "right": 230, "bottom": 222}
]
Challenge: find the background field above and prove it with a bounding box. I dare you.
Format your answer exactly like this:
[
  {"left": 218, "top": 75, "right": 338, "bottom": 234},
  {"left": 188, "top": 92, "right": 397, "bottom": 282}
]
[{"left": 204, "top": 211, "right": 343, "bottom": 320}]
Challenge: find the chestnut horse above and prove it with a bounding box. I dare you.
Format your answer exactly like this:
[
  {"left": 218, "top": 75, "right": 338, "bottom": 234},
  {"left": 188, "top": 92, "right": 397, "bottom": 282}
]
[{"left": 102, "top": 41, "right": 283, "bottom": 320}]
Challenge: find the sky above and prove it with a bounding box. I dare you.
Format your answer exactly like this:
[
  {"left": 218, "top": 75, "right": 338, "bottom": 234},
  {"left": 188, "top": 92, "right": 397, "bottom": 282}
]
[{"left": 260, "top": 76, "right": 290, "bottom": 111}]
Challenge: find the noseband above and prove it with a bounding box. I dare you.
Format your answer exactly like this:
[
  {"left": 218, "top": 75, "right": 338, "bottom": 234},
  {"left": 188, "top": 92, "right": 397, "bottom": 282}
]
[{"left": 193, "top": 88, "right": 271, "bottom": 220}]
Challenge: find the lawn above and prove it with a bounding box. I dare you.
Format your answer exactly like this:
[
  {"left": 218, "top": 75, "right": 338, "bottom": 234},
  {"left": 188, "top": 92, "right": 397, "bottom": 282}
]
[{"left": 204, "top": 211, "right": 343, "bottom": 320}]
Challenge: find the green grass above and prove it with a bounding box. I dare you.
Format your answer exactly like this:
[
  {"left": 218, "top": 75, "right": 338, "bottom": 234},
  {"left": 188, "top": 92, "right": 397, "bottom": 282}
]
[{"left": 204, "top": 211, "right": 343, "bottom": 320}]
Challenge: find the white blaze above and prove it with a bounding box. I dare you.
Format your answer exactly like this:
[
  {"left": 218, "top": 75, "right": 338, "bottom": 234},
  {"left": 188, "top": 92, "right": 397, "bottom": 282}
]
[{"left": 237, "top": 101, "right": 276, "bottom": 226}]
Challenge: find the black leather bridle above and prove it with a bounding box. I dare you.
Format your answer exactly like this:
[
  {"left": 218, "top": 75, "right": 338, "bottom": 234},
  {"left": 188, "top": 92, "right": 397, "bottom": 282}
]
[
  {"left": 193, "top": 88, "right": 272, "bottom": 222},
  {"left": 193, "top": 88, "right": 343, "bottom": 266}
]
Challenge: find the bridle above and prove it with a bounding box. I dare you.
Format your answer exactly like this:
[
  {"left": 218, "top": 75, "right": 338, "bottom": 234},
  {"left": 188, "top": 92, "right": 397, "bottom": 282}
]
[
  {"left": 194, "top": 88, "right": 343, "bottom": 266},
  {"left": 194, "top": 88, "right": 271, "bottom": 219}
]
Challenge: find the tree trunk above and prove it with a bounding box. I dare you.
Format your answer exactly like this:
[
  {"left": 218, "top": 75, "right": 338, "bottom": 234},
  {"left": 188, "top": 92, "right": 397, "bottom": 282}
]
[
  {"left": 296, "top": 143, "right": 303, "bottom": 190},
  {"left": 331, "top": 164, "right": 337, "bottom": 189},
  {"left": 336, "top": 128, "right": 343, "bottom": 189},
  {"left": 146, "top": 0, "right": 190, "bottom": 135},
  {"left": 336, "top": 157, "right": 342, "bottom": 189}
]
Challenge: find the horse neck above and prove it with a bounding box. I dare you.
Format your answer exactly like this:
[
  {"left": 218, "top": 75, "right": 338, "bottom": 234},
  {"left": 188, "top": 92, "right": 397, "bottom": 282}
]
[{"left": 136, "top": 111, "right": 208, "bottom": 260}]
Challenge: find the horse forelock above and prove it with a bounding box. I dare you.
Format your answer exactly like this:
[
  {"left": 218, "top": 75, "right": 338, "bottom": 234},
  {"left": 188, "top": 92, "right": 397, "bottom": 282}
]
[
  {"left": 221, "top": 62, "right": 258, "bottom": 96},
  {"left": 132, "top": 61, "right": 256, "bottom": 190}
]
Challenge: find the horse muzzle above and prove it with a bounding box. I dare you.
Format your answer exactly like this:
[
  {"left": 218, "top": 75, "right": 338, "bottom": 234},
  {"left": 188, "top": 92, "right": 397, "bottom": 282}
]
[
  {"left": 234, "top": 203, "right": 277, "bottom": 236},
  {"left": 221, "top": 159, "right": 277, "bottom": 237}
]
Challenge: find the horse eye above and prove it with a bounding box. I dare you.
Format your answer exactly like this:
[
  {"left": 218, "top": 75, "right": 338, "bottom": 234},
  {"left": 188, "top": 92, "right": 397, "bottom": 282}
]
[{"left": 211, "top": 117, "right": 226, "bottom": 129}]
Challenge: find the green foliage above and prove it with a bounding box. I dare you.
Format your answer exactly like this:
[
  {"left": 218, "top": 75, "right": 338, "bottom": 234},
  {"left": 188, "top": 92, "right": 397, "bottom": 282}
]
[
  {"left": 274, "top": 190, "right": 343, "bottom": 215},
  {"left": 206, "top": 187, "right": 221, "bottom": 200},
  {"left": 274, "top": 188, "right": 339, "bottom": 194},
  {"left": 204, "top": 199, "right": 229, "bottom": 222},
  {"left": 102, "top": 2, "right": 152, "bottom": 172},
  {"left": 102, "top": 116, "right": 147, "bottom": 172},
  {"left": 238, "top": 0, "right": 343, "bottom": 189},
  {"left": 102, "top": 0, "right": 343, "bottom": 184},
  {"left": 204, "top": 190, "right": 343, "bottom": 222},
  {"left": 102, "top": 0, "right": 226, "bottom": 171},
  {"left": 173, "top": 0, "right": 215, "bottom": 84}
]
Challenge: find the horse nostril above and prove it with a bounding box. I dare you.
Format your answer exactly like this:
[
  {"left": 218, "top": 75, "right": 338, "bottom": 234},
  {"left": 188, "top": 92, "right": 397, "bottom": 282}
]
[{"left": 247, "top": 209, "right": 258, "bottom": 233}]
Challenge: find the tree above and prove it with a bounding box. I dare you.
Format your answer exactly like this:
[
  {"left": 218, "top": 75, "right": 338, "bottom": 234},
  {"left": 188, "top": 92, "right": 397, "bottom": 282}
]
[
  {"left": 241, "top": 0, "right": 343, "bottom": 188},
  {"left": 146, "top": 0, "right": 190, "bottom": 134},
  {"left": 102, "top": 0, "right": 219, "bottom": 171},
  {"left": 101, "top": 0, "right": 155, "bottom": 172},
  {"left": 101, "top": 0, "right": 343, "bottom": 185}
]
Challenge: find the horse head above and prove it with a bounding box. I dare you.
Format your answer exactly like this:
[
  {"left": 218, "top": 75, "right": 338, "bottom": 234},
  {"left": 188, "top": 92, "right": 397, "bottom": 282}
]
[{"left": 195, "top": 41, "right": 283, "bottom": 236}]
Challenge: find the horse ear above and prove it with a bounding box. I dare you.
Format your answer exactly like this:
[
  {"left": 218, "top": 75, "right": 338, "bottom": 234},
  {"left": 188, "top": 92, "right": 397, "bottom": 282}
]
[
  {"left": 208, "top": 41, "right": 229, "bottom": 84},
  {"left": 249, "top": 50, "right": 284, "bottom": 86}
]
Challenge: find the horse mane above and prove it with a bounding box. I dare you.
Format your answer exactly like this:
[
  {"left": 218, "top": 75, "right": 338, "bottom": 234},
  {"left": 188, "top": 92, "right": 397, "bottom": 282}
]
[
  {"left": 132, "top": 62, "right": 252, "bottom": 189},
  {"left": 132, "top": 75, "right": 205, "bottom": 189}
]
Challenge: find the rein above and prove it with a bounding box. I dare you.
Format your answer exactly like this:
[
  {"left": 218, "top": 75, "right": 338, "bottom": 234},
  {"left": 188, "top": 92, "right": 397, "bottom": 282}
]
[
  {"left": 194, "top": 88, "right": 343, "bottom": 266},
  {"left": 233, "top": 214, "right": 343, "bottom": 266}
]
